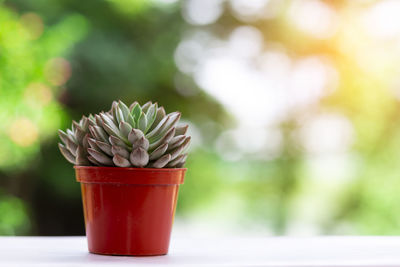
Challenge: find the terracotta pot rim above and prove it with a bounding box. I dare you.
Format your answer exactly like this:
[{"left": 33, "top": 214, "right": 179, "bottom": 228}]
[
  {"left": 74, "top": 166, "right": 186, "bottom": 185},
  {"left": 74, "top": 166, "right": 187, "bottom": 172}
]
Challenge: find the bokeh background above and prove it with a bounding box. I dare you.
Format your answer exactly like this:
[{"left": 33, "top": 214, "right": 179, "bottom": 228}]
[{"left": 2, "top": 0, "right": 400, "bottom": 236}]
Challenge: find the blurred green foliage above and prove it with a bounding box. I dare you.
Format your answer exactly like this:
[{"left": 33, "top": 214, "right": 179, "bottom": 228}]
[
  {"left": 0, "top": 0, "right": 227, "bottom": 235},
  {"left": 2, "top": 0, "right": 400, "bottom": 236},
  {"left": 0, "top": 193, "right": 29, "bottom": 235},
  {"left": 0, "top": 5, "right": 87, "bottom": 170}
]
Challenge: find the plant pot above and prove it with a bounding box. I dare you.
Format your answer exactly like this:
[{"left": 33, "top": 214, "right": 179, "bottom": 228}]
[{"left": 74, "top": 166, "right": 186, "bottom": 256}]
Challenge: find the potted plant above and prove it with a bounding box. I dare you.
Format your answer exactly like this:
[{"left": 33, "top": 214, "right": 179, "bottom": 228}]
[{"left": 58, "top": 100, "right": 191, "bottom": 256}]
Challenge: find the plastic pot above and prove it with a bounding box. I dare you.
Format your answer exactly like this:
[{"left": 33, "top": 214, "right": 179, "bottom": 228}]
[{"left": 74, "top": 166, "right": 186, "bottom": 256}]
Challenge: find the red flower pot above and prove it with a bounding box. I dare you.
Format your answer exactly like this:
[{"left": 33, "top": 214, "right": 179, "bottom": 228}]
[{"left": 74, "top": 166, "right": 186, "bottom": 256}]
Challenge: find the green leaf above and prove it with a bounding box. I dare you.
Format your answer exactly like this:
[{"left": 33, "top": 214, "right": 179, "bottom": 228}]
[
  {"left": 115, "top": 106, "right": 124, "bottom": 124},
  {"left": 119, "top": 121, "right": 132, "bottom": 138},
  {"left": 148, "top": 112, "right": 181, "bottom": 143},
  {"left": 100, "top": 113, "right": 119, "bottom": 132},
  {"left": 148, "top": 107, "right": 166, "bottom": 132},
  {"left": 118, "top": 101, "right": 130, "bottom": 121},
  {"left": 148, "top": 127, "right": 176, "bottom": 151},
  {"left": 169, "top": 136, "right": 191, "bottom": 160},
  {"left": 138, "top": 111, "right": 147, "bottom": 132},
  {"left": 102, "top": 122, "right": 119, "bottom": 138},
  {"left": 141, "top": 101, "right": 152, "bottom": 113},
  {"left": 111, "top": 101, "right": 119, "bottom": 123},
  {"left": 127, "top": 114, "right": 135, "bottom": 128},
  {"left": 130, "top": 103, "right": 142, "bottom": 122},
  {"left": 100, "top": 113, "right": 129, "bottom": 144},
  {"left": 146, "top": 115, "right": 169, "bottom": 140},
  {"left": 145, "top": 103, "right": 157, "bottom": 133},
  {"left": 129, "top": 101, "right": 138, "bottom": 112}
]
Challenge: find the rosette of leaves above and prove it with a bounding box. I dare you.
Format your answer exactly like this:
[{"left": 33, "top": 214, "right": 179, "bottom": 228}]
[
  {"left": 58, "top": 101, "right": 190, "bottom": 168},
  {"left": 58, "top": 115, "right": 94, "bottom": 166}
]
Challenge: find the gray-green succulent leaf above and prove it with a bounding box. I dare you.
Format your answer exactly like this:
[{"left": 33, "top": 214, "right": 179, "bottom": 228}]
[
  {"left": 111, "top": 145, "right": 130, "bottom": 159},
  {"left": 151, "top": 153, "right": 171, "bottom": 168},
  {"left": 130, "top": 147, "right": 149, "bottom": 167},
  {"left": 113, "top": 154, "right": 131, "bottom": 167}
]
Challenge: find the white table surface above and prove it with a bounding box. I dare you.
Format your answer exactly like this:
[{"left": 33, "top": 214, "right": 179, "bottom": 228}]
[{"left": 0, "top": 236, "right": 399, "bottom": 267}]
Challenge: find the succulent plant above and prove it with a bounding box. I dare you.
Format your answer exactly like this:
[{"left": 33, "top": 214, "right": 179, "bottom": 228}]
[{"left": 58, "top": 101, "right": 190, "bottom": 168}]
